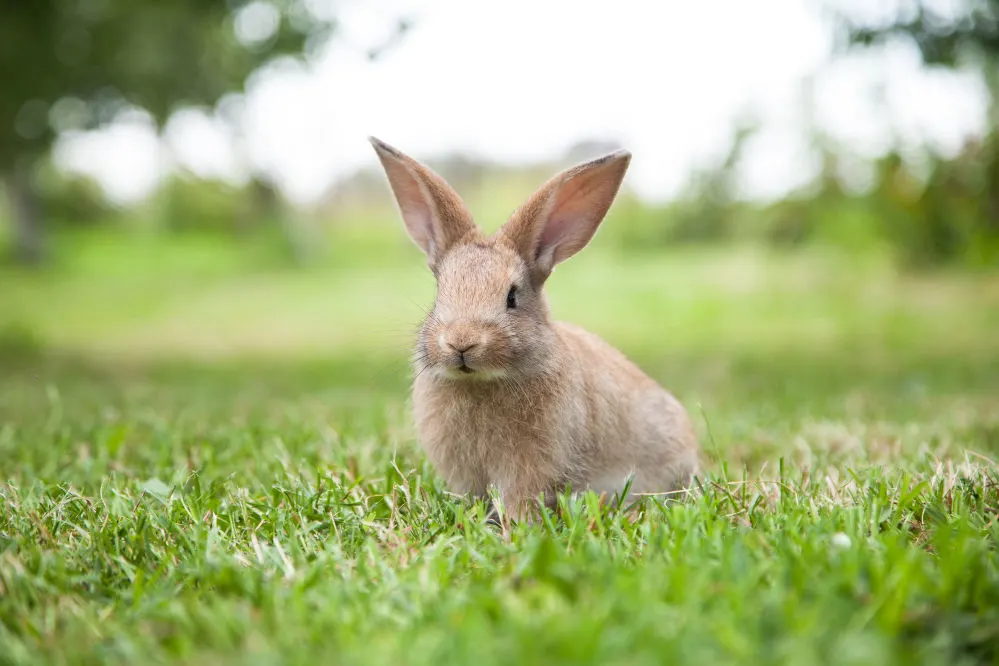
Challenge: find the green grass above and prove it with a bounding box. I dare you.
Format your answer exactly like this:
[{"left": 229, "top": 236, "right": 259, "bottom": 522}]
[{"left": 1, "top": 227, "right": 999, "bottom": 665}]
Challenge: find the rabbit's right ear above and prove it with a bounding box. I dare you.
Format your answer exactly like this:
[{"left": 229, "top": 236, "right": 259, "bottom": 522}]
[
  {"left": 499, "top": 149, "right": 631, "bottom": 283},
  {"left": 369, "top": 137, "right": 476, "bottom": 270}
]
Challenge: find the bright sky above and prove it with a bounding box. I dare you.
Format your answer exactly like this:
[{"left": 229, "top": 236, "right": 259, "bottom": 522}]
[{"left": 54, "top": 0, "right": 989, "bottom": 206}]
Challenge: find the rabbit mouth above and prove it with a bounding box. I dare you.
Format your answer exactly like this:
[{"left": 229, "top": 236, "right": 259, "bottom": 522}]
[
  {"left": 441, "top": 363, "right": 509, "bottom": 381},
  {"left": 443, "top": 360, "right": 507, "bottom": 380}
]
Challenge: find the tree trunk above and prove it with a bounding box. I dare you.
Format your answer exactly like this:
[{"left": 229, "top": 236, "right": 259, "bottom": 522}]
[{"left": 4, "top": 160, "right": 44, "bottom": 265}]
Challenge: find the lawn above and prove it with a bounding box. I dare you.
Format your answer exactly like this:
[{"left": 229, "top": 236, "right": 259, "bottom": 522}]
[{"left": 1, "top": 228, "right": 998, "bottom": 665}]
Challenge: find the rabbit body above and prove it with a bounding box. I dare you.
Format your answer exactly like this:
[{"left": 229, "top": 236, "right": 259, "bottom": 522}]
[
  {"left": 415, "top": 319, "right": 698, "bottom": 509},
  {"left": 369, "top": 137, "right": 700, "bottom": 518}
]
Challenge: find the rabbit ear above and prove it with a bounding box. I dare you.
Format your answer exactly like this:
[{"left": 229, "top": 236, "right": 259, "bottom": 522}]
[
  {"left": 369, "top": 137, "right": 476, "bottom": 269},
  {"left": 500, "top": 150, "right": 631, "bottom": 281}
]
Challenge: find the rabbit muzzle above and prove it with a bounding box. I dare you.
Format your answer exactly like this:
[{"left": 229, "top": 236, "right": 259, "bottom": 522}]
[{"left": 433, "top": 320, "right": 507, "bottom": 379}]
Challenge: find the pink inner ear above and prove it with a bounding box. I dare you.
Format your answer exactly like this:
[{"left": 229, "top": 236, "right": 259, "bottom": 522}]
[
  {"left": 537, "top": 181, "right": 609, "bottom": 265},
  {"left": 381, "top": 159, "right": 436, "bottom": 256},
  {"left": 396, "top": 183, "right": 435, "bottom": 251},
  {"left": 538, "top": 212, "right": 587, "bottom": 263}
]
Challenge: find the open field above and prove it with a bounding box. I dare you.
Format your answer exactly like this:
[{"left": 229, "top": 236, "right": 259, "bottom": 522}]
[{"left": 1, "top": 228, "right": 999, "bottom": 665}]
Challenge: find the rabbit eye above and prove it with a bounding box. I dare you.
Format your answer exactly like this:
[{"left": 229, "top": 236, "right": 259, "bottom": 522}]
[{"left": 506, "top": 285, "right": 517, "bottom": 310}]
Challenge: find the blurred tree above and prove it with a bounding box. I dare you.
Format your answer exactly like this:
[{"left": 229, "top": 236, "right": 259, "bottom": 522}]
[
  {"left": 664, "top": 120, "right": 758, "bottom": 244},
  {"left": 834, "top": 0, "right": 999, "bottom": 267},
  {"left": 0, "top": 0, "right": 409, "bottom": 264},
  {"left": 32, "top": 158, "right": 118, "bottom": 228},
  {"left": 838, "top": 0, "right": 999, "bottom": 68}
]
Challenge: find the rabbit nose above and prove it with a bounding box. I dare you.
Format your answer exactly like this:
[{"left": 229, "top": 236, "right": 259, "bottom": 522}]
[{"left": 438, "top": 327, "right": 486, "bottom": 360}]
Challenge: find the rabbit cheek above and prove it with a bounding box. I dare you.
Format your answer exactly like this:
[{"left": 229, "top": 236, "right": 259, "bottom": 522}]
[{"left": 416, "top": 322, "right": 451, "bottom": 376}]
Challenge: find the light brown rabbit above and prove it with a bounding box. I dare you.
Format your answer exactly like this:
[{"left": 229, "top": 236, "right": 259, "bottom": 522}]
[{"left": 369, "top": 136, "right": 700, "bottom": 521}]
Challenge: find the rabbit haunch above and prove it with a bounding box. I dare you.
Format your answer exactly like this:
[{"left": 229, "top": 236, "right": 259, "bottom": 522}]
[{"left": 369, "top": 136, "right": 700, "bottom": 519}]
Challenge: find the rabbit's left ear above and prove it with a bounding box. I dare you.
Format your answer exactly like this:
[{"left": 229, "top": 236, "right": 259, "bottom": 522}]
[{"left": 500, "top": 150, "right": 631, "bottom": 281}]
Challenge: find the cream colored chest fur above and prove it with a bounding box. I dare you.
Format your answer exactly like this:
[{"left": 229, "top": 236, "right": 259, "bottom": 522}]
[{"left": 412, "top": 374, "right": 583, "bottom": 502}]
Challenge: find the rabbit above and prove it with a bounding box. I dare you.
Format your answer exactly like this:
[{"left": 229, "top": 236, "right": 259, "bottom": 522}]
[{"left": 369, "top": 136, "right": 700, "bottom": 522}]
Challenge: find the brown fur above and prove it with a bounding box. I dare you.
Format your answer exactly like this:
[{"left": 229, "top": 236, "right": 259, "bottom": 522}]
[{"left": 369, "top": 137, "right": 700, "bottom": 521}]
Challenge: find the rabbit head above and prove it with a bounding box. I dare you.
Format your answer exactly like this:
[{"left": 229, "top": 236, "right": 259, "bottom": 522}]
[{"left": 369, "top": 136, "right": 630, "bottom": 382}]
